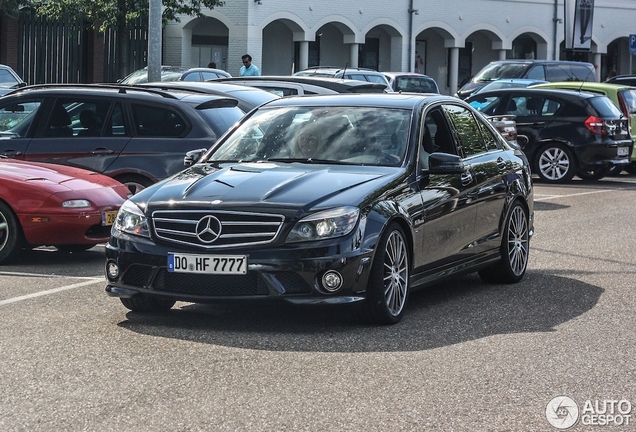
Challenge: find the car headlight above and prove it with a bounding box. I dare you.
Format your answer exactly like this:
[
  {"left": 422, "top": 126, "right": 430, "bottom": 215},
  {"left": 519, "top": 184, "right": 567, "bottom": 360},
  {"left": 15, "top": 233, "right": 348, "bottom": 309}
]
[
  {"left": 113, "top": 200, "right": 149, "bottom": 238},
  {"left": 287, "top": 207, "right": 360, "bottom": 243},
  {"left": 62, "top": 199, "right": 91, "bottom": 208}
]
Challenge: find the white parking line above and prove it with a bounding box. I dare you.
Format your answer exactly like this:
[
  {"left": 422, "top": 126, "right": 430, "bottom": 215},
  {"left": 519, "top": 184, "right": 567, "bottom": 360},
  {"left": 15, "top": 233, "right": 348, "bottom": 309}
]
[
  {"left": 534, "top": 189, "right": 612, "bottom": 201},
  {"left": 0, "top": 278, "right": 103, "bottom": 307}
]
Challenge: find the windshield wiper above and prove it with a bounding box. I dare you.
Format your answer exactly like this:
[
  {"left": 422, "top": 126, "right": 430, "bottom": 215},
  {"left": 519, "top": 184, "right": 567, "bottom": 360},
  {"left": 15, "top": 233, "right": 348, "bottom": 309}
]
[{"left": 266, "top": 158, "right": 349, "bottom": 164}]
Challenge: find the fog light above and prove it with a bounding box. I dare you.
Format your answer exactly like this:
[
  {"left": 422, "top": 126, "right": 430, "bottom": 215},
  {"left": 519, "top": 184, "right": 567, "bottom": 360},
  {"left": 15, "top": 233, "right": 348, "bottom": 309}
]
[
  {"left": 106, "top": 261, "right": 119, "bottom": 279},
  {"left": 321, "top": 271, "right": 343, "bottom": 293}
]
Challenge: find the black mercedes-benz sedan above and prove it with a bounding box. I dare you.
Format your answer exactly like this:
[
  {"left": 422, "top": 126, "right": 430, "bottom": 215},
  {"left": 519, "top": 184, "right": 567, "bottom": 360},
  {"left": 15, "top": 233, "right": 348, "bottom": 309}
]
[{"left": 105, "top": 93, "right": 534, "bottom": 324}]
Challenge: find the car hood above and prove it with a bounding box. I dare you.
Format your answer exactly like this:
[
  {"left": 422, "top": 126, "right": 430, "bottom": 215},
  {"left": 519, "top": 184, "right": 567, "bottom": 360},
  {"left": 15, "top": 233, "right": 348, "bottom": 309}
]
[
  {"left": 0, "top": 158, "right": 122, "bottom": 192},
  {"left": 139, "top": 162, "right": 399, "bottom": 213}
]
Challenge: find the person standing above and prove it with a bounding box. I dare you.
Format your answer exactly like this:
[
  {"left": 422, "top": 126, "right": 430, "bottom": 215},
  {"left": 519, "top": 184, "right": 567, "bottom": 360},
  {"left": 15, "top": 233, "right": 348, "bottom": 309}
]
[{"left": 239, "top": 54, "right": 260, "bottom": 76}]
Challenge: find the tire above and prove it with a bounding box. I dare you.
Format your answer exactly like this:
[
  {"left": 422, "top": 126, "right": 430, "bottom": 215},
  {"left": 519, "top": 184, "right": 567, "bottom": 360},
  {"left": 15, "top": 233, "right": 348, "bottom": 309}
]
[
  {"left": 0, "top": 201, "right": 26, "bottom": 264},
  {"left": 576, "top": 166, "right": 609, "bottom": 181},
  {"left": 55, "top": 244, "right": 96, "bottom": 252},
  {"left": 114, "top": 175, "right": 153, "bottom": 195},
  {"left": 361, "top": 223, "right": 410, "bottom": 325},
  {"left": 534, "top": 144, "right": 576, "bottom": 183},
  {"left": 479, "top": 201, "right": 530, "bottom": 284},
  {"left": 120, "top": 295, "right": 176, "bottom": 312}
]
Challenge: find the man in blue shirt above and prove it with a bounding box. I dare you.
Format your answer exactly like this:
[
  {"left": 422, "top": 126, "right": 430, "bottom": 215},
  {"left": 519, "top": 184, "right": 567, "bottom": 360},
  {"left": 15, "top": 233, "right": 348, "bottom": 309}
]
[{"left": 239, "top": 54, "right": 261, "bottom": 76}]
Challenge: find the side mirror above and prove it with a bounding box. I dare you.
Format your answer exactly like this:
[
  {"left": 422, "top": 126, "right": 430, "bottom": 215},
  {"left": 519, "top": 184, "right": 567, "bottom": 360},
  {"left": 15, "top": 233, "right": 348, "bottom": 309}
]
[
  {"left": 184, "top": 148, "right": 207, "bottom": 167},
  {"left": 427, "top": 152, "right": 466, "bottom": 174}
]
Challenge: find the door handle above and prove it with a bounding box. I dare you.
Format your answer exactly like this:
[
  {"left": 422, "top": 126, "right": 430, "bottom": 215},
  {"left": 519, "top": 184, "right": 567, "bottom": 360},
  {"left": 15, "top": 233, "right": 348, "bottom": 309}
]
[
  {"left": 89, "top": 148, "right": 115, "bottom": 155},
  {"left": 2, "top": 150, "right": 22, "bottom": 157}
]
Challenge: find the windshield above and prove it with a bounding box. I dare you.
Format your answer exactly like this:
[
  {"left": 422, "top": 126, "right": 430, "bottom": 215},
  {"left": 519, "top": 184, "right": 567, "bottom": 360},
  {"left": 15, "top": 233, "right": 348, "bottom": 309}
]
[
  {"left": 203, "top": 106, "right": 411, "bottom": 167},
  {"left": 474, "top": 63, "right": 530, "bottom": 82}
]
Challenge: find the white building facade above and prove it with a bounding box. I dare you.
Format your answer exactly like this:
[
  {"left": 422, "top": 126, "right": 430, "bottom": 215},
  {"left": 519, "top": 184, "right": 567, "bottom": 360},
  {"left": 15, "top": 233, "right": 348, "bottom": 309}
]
[{"left": 162, "top": 0, "right": 636, "bottom": 95}]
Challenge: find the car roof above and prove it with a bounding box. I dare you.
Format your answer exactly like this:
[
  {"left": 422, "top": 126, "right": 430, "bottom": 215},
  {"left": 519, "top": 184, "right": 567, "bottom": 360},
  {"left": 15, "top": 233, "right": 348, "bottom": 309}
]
[
  {"left": 260, "top": 92, "right": 453, "bottom": 110},
  {"left": 3, "top": 83, "right": 238, "bottom": 105},
  {"left": 214, "top": 75, "right": 388, "bottom": 92},
  {"left": 382, "top": 72, "right": 435, "bottom": 78},
  {"left": 532, "top": 81, "right": 634, "bottom": 91},
  {"left": 466, "top": 87, "right": 599, "bottom": 100}
]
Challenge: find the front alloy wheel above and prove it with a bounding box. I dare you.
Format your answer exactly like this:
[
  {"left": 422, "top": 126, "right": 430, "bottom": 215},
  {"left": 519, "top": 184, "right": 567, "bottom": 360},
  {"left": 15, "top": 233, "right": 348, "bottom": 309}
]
[
  {"left": 362, "top": 224, "right": 410, "bottom": 324},
  {"left": 536, "top": 144, "right": 576, "bottom": 183},
  {"left": 479, "top": 201, "right": 529, "bottom": 283}
]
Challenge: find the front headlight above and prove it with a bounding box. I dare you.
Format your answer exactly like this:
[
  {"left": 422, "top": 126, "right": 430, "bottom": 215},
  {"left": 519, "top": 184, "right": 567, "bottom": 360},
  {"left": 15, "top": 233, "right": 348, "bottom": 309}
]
[
  {"left": 62, "top": 199, "right": 91, "bottom": 208},
  {"left": 113, "top": 200, "right": 149, "bottom": 238},
  {"left": 287, "top": 207, "right": 360, "bottom": 243}
]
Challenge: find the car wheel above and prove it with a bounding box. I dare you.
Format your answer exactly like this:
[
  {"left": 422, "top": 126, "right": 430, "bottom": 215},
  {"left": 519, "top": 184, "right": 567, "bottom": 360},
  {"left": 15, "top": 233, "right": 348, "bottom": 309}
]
[
  {"left": 479, "top": 201, "right": 529, "bottom": 283},
  {"left": 55, "top": 244, "right": 96, "bottom": 252},
  {"left": 114, "top": 175, "right": 153, "bottom": 195},
  {"left": 120, "top": 295, "right": 176, "bottom": 312},
  {"left": 361, "top": 223, "right": 410, "bottom": 325},
  {"left": 535, "top": 144, "right": 576, "bottom": 183},
  {"left": 0, "top": 201, "right": 26, "bottom": 264},
  {"left": 577, "top": 166, "right": 609, "bottom": 181}
]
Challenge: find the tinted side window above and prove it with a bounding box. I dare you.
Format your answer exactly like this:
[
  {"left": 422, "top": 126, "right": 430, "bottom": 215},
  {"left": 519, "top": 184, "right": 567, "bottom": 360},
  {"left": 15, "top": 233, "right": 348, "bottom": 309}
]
[
  {"left": 546, "top": 65, "right": 572, "bottom": 81},
  {"left": 182, "top": 72, "right": 201, "bottom": 82},
  {"left": 0, "top": 99, "right": 42, "bottom": 137},
  {"left": 444, "top": 104, "right": 488, "bottom": 157},
  {"left": 131, "top": 104, "right": 187, "bottom": 137},
  {"left": 571, "top": 65, "right": 595, "bottom": 81},
  {"left": 525, "top": 65, "right": 546, "bottom": 80}
]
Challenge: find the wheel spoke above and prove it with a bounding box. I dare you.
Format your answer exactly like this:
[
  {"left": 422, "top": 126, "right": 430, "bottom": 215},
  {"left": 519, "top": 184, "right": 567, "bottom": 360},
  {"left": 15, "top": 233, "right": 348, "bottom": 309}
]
[
  {"left": 382, "top": 231, "right": 409, "bottom": 316},
  {"left": 506, "top": 207, "right": 529, "bottom": 276}
]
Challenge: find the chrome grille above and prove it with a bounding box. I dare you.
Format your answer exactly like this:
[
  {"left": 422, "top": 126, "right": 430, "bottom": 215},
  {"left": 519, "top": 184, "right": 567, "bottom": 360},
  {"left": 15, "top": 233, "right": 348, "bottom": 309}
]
[{"left": 152, "top": 209, "right": 285, "bottom": 249}]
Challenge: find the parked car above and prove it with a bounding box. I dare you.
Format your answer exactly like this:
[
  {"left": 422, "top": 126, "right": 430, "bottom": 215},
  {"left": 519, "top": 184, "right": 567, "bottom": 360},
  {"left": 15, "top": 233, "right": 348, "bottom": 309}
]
[
  {"left": 383, "top": 72, "right": 439, "bottom": 93},
  {"left": 605, "top": 74, "right": 636, "bottom": 87},
  {"left": 136, "top": 81, "right": 280, "bottom": 112},
  {"left": 0, "top": 84, "right": 245, "bottom": 194},
  {"left": 119, "top": 66, "right": 231, "bottom": 85},
  {"left": 466, "top": 88, "right": 632, "bottom": 182},
  {"left": 294, "top": 67, "right": 392, "bottom": 90},
  {"left": 105, "top": 93, "right": 534, "bottom": 325},
  {"left": 470, "top": 78, "right": 549, "bottom": 95},
  {"left": 0, "top": 64, "right": 26, "bottom": 96},
  {"left": 0, "top": 156, "right": 129, "bottom": 263},
  {"left": 530, "top": 81, "right": 636, "bottom": 175},
  {"left": 213, "top": 75, "right": 389, "bottom": 95},
  {"left": 456, "top": 60, "right": 596, "bottom": 99}
]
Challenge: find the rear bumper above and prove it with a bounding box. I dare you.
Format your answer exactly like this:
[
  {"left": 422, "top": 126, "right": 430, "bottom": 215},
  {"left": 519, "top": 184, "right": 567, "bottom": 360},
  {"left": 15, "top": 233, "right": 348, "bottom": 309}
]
[{"left": 575, "top": 141, "right": 632, "bottom": 168}]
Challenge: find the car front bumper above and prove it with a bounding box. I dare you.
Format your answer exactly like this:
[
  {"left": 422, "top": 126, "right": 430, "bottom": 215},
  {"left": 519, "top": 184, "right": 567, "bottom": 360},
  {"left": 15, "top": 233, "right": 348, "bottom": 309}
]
[{"left": 105, "top": 232, "right": 375, "bottom": 305}]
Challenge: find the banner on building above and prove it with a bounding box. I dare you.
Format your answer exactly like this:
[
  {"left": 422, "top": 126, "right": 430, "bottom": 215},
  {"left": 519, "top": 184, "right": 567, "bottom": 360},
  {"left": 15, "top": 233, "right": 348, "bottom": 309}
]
[{"left": 565, "top": 0, "right": 595, "bottom": 51}]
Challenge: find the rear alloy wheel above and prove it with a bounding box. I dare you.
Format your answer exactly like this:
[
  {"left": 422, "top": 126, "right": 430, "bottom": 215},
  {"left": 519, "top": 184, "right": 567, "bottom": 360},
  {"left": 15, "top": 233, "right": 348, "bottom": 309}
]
[
  {"left": 535, "top": 144, "right": 576, "bottom": 183},
  {"left": 362, "top": 224, "right": 410, "bottom": 325},
  {"left": 0, "top": 201, "right": 26, "bottom": 264},
  {"left": 120, "top": 295, "right": 176, "bottom": 312},
  {"left": 479, "top": 201, "right": 529, "bottom": 283}
]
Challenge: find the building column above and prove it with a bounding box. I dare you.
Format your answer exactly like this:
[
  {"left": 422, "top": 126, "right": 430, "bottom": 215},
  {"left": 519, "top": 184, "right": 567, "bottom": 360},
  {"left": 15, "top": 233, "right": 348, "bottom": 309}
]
[
  {"left": 449, "top": 47, "right": 459, "bottom": 96},
  {"left": 498, "top": 49, "right": 507, "bottom": 61},
  {"left": 298, "top": 41, "right": 309, "bottom": 72},
  {"left": 349, "top": 43, "right": 359, "bottom": 68},
  {"left": 593, "top": 52, "right": 601, "bottom": 81}
]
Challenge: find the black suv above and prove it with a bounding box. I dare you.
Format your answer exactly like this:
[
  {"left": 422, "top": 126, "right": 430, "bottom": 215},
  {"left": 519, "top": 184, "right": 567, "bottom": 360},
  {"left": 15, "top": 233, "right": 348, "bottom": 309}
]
[
  {"left": 0, "top": 84, "right": 244, "bottom": 193},
  {"left": 466, "top": 88, "right": 632, "bottom": 182},
  {"left": 457, "top": 60, "right": 596, "bottom": 99}
]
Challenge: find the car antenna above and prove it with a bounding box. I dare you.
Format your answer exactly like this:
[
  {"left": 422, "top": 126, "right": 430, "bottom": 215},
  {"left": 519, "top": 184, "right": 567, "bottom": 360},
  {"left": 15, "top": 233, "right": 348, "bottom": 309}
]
[{"left": 341, "top": 62, "right": 349, "bottom": 80}]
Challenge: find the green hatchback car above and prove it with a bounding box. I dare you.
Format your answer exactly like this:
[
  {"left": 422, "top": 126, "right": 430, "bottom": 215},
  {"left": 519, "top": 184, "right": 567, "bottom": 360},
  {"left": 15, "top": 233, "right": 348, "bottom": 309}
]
[{"left": 531, "top": 81, "right": 636, "bottom": 174}]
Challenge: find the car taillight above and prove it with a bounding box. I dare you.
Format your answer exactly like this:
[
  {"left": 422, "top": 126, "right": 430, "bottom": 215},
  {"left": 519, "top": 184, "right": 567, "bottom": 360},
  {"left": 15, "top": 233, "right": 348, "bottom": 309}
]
[
  {"left": 584, "top": 116, "right": 607, "bottom": 135},
  {"left": 617, "top": 93, "right": 632, "bottom": 132}
]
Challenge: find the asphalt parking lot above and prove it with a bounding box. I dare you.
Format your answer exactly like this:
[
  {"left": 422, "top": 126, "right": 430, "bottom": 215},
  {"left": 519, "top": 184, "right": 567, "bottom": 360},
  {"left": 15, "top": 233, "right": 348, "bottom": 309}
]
[{"left": 1, "top": 176, "right": 635, "bottom": 431}]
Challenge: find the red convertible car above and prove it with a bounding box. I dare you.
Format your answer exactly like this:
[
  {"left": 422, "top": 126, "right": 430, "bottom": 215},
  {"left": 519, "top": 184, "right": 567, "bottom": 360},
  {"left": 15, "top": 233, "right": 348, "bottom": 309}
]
[{"left": 0, "top": 156, "right": 129, "bottom": 263}]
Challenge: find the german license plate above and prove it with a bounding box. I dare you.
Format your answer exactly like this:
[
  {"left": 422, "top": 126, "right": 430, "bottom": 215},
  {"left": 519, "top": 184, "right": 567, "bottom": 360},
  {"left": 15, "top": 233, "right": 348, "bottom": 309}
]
[
  {"left": 167, "top": 253, "right": 247, "bottom": 275},
  {"left": 101, "top": 210, "right": 118, "bottom": 226},
  {"left": 617, "top": 147, "right": 629, "bottom": 157}
]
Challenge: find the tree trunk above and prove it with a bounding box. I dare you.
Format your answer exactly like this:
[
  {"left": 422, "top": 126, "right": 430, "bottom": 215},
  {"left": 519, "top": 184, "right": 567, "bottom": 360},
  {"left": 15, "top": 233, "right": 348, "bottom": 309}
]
[{"left": 115, "top": 0, "right": 128, "bottom": 80}]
